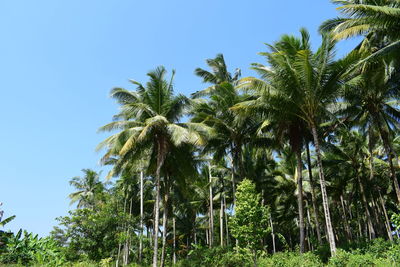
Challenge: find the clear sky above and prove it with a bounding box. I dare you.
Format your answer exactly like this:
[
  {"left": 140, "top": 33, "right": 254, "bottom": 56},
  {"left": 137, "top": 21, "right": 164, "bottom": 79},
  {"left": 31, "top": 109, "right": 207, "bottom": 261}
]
[{"left": 0, "top": 1, "right": 359, "bottom": 237}]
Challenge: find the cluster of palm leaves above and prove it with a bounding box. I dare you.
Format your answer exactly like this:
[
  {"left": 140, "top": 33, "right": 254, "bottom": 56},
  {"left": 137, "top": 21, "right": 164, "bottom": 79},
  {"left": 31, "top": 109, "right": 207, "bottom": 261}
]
[{"left": 63, "top": 1, "right": 400, "bottom": 266}]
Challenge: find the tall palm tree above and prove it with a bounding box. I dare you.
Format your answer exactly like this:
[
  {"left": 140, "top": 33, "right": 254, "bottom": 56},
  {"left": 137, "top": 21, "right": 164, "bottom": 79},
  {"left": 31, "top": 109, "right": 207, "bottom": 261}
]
[
  {"left": 193, "top": 53, "right": 241, "bottom": 97},
  {"left": 323, "top": 130, "right": 377, "bottom": 239},
  {"left": 338, "top": 42, "right": 400, "bottom": 204},
  {"left": 98, "top": 66, "right": 203, "bottom": 267},
  {"left": 192, "top": 55, "right": 259, "bottom": 209},
  {"left": 320, "top": 0, "right": 400, "bottom": 61},
  {"left": 69, "top": 169, "right": 104, "bottom": 209},
  {"left": 236, "top": 30, "right": 313, "bottom": 252},
  {"left": 239, "top": 29, "right": 358, "bottom": 255}
]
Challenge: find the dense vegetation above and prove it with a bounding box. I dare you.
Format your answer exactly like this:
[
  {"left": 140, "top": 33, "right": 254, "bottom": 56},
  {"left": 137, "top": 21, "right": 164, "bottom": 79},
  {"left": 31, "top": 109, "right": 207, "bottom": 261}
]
[{"left": 3, "top": 0, "right": 400, "bottom": 266}]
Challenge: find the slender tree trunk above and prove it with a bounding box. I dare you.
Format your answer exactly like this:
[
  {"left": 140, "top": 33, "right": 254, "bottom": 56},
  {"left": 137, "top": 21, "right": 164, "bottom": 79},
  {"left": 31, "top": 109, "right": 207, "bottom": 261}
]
[
  {"left": 295, "top": 148, "right": 305, "bottom": 253},
  {"left": 230, "top": 156, "right": 237, "bottom": 207},
  {"left": 173, "top": 215, "right": 177, "bottom": 265},
  {"left": 310, "top": 124, "right": 336, "bottom": 255},
  {"left": 139, "top": 171, "right": 144, "bottom": 262},
  {"left": 208, "top": 163, "right": 214, "bottom": 247},
  {"left": 160, "top": 188, "right": 169, "bottom": 267},
  {"left": 379, "top": 192, "right": 393, "bottom": 241},
  {"left": 220, "top": 195, "right": 224, "bottom": 247},
  {"left": 387, "top": 147, "right": 400, "bottom": 204},
  {"left": 306, "top": 143, "right": 322, "bottom": 244},
  {"left": 206, "top": 226, "right": 209, "bottom": 245},
  {"left": 379, "top": 129, "right": 400, "bottom": 204},
  {"left": 117, "top": 194, "right": 128, "bottom": 266},
  {"left": 371, "top": 196, "right": 384, "bottom": 237},
  {"left": 356, "top": 172, "right": 375, "bottom": 239},
  {"left": 356, "top": 205, "right": 363, "bottom": 239},
  {"left": 153, "top": 173, "right": 161, "bottom": 267},
  {"left": 153, "top": 138, "right": 167, "bottom": 267},
  {"left": 306, "top": 207, "right": 313, "bottom": 251},
  {"left": 224, "top": 194, "right": 230, "bottom": 247},
  {"left": 123, "top": 197, "right": 133, "bottom": 265},
  {"left": 270, "top": 215, "right": 276, "bottom": 254},
  {"left": 340, "top": 195, "right": 352, "bottom": 240}
]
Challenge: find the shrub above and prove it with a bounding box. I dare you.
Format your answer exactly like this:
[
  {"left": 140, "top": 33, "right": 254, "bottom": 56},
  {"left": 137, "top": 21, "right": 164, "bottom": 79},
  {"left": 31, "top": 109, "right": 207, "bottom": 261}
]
[
  {"left": 258, "top": 252, "right": 323, "bottom": 267},
  {"left": 327, "top": 249, "right": 392, "bottom": 267},
  {"left": 176, "top": 246, "right": 253, "bottom": 267}
]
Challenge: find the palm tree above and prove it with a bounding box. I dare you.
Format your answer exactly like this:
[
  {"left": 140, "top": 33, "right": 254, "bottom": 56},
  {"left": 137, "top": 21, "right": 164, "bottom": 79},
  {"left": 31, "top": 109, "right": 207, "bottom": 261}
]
[
  {"left": 338, "top": 42, "right": 400, "bottom": 204},
  {"left": 236, "top": 30, "right": 313, "bottom": 252},
  {"left": 193, "top": 53, "right": 241, "bottom": 97},
  {"left": 69, "top": 169, "right": 104, "bottom": 209},
  {"left": 98, "top": 66, "right": 202, "bottom": 267},
  {"left": 320, "top": 0, "right": 400, "bottom": 61},
  {"left": 324, "top": 130, "right": 377, "bottom": 239},
  {"left": 239, "top": 29, "right": 358, "bottom": 255},
  {"left": 192, "top": 54, "right": 258, "bottom": 208}
]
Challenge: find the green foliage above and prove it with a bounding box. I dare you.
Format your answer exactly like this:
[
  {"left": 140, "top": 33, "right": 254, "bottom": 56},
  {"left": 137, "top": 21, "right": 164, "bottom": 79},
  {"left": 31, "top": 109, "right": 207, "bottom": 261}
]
[
  {"left": 177, "top": 246, "right": 253, "bottom": 267},
  {"left": 391, "top": 212, "right": 400, "bottom": 230},
  {"left": 0, "top": 229, "right": 65, "bottom": 266},
  {"left": 327, "top": 249, "right": 385, "bottom": 267},
  {"left": 230, "top": 179, "right": 270, "bottom": 252},
  {"left": 258, "top": 252, "right": 323, "bottom": 267},
  {"left": 327, "top": 240, "right": 400, "bottom": 267},
  {"left": 54, "top": 201, "right": 134, "bottom": 262}
]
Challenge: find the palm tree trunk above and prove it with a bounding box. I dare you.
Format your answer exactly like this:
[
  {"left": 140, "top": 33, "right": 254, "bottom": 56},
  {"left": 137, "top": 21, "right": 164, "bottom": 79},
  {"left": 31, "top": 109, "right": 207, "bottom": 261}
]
[
  {"left": 340, "top": 195, "right": 352, "bottom": 240},
  {"left": 206, "top": 226, "right": 209, "bottom": 245},
  {"left": 306, "top": 207, "right": 313, "bottom": 251},
  {"left": 378, "top": 129, "right": 400, "bottom": 204},
  {"left": 387, "top": 145, "right": 400, "bottom": 204},
  {"left": 311, "top": 124, "right": 336, "bottom": 255},
  {"left": 208, "top": 163, "right": 214, "bottom": 247},
  {"left": 153, "top": 138, "right": 166, "bottom": 267},
  {"left": 123, "top": 197, "right": 133, "bottom": 265},
  {"left": 224, "top": 194, "right": 230, "bottom": 247},
  {"left": 295, "top": 148, "right": 305, "bottom": 253},
  {"left": 160, "top": 188, "right": 169, "bottom": 267},
  {"left": 379, "top": 192, "right": 393, "bottom": 241},
  {"left": 153, "top": 173, "right": 161, "bottom": 267},
  {"left": 270, "top": 215, "right": 276, "bottom": 254},
  {"left": 371, "top": 196, "right": 384, "bottom": 237},
  {"left": 139, "top": 171, "right": 144, "bottom": 262},
  {"left": 173, "top": 215, "right": 177, "bottom": 265},
  {"left": 356, "top": 173, "right": 375, "bottom": 239},
  {"left": 220, "top": 195, "right": 224, "bottom": 247},
  {"left": 230, "top": 156, "right": 237, "bottom": 207},
  {"left": 306, "top": 143, "right": 322, "bottom": 244}
]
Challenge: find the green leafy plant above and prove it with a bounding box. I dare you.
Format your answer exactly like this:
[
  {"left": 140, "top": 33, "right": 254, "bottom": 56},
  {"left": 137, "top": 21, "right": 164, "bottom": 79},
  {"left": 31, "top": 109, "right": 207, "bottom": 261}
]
[{"left": 230, "top": 179, "right": 270, "bottom": 266}]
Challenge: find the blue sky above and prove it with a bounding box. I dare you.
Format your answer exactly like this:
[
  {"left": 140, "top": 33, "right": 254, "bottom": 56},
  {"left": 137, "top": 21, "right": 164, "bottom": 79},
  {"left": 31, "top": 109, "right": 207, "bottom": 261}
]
[{"left": 0, "top": 1, "right": 359, "bottom": 236}]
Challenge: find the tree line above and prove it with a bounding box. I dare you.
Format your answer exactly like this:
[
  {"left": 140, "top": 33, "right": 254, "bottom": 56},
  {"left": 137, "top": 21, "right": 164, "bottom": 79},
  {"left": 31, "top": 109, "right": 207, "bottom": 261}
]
[{"left": 6, "top": 1, "right": 400, "bottom": 266}]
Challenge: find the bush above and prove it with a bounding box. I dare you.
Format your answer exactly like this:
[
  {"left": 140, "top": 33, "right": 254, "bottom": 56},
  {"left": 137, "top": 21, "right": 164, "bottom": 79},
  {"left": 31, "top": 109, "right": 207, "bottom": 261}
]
[
  {"left": 327, "top": 249, "right": 392, "bottom": 267},
  {"left": 258, "top": 251, "right": 323, "bottom": 267},
  {"left": 176, "top": 246, "right": 253, "bottom": 267}
]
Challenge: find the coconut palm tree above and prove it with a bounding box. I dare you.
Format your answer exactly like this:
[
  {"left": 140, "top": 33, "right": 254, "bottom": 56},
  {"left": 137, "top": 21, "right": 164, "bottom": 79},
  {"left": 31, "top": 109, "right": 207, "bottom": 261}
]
[
  {"left": 324, "top": 130, "right": 377, "bottom": 239},
  {"left": 98, "top": 66, "right": 203, "bottom": 267},
  {"left": 192, "top": 54, "right": 254, "bottom": 209},
  {"left": 69, "top": 169, "right": 105, "bottom": 209},
  {"left": 236, "top": 30, "right": 313, "bottom": 252},
  {"left": 320, "top": 0, "right": 400, "bottom": 62},
  {"left": 193, "top": 53, "right": 241, "bottom": 97},
  {"left": 338, "top": 41, "right": 400, "bottom": 204},
  {"left": 238, "top": 29, "right": 359, "bottom": 255}
]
